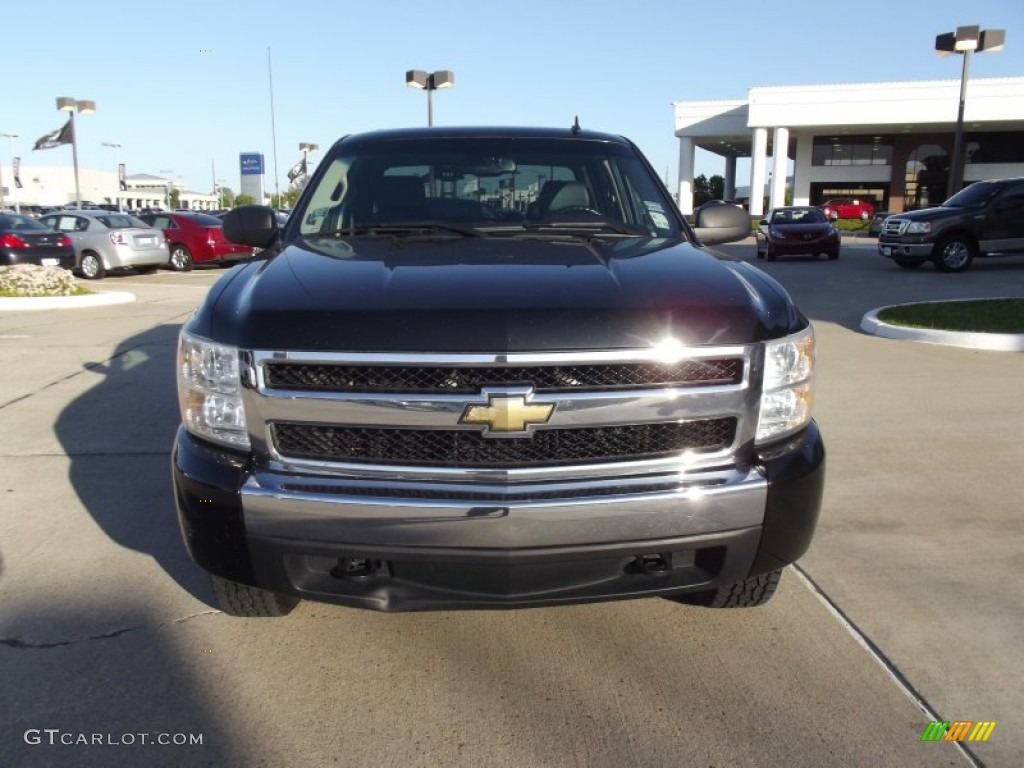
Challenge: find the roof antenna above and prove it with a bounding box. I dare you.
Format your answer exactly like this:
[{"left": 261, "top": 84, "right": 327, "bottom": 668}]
[{"left": 571, "top": 116, "right": 581, "bottom": 135}]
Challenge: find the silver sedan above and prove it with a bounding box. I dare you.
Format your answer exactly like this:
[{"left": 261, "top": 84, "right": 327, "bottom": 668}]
[{"left": 38, "top": 210, "right": 169, "bottom": 279}]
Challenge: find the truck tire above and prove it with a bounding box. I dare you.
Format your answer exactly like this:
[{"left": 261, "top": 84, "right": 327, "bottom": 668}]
[
  {"left": 210, "top": 574, "right": 299, "bottom": 617},
  {"left": 933, "top": 235, "right": 976, "bottom": 273},
  {"left": 666, "top": 568, "right": 783, "bottom": 608}
]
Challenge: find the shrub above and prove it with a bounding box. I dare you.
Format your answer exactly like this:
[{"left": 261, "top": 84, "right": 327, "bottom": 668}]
[{"left": 0, "top": 265, "right": 87, "bottom": 297}]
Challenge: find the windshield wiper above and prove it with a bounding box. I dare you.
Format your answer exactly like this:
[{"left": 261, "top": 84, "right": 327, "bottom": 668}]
[
  {"left": 323, "top": 221, "right": 486, "bottom": 238},
  {"left": 520, "top": 220, "right": 649, "bottom": 237}
]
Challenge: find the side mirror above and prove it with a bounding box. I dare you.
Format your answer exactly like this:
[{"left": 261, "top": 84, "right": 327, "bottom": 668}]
[
  {"left": 692, "top": 203, "right": 751, "bottom": 245},
  {"left": 758, "top": 219, "right": 769, "bottom": 226},
  {"left": 223, "top": 205, "right": 280, "bottom": 248}
]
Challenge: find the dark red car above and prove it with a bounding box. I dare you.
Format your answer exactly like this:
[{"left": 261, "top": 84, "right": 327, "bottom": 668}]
[
  {"left": 756, "top": 206, "right": 841, "bottom": 261},
  {"left": 138, "top": 212, "right": 252, "bottom": 271},
  {"left": 820, "top": 198, "right": 874, "bottom": 221}
]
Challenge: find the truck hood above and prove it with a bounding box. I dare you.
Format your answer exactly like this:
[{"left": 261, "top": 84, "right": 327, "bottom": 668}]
[
  {"left": 888, "top": 205, "right": 958, "bottom": 221},
  {"left": 196, "top": 235, "right": 803, "bottom": 352}
]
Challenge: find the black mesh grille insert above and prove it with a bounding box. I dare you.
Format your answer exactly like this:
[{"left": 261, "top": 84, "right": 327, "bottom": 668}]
[
  {"left": 270, "top": 419, "right": 736, "bottom": 468},
  {"left": 263, "top": 359, "right": 743, "bottom": 393}
]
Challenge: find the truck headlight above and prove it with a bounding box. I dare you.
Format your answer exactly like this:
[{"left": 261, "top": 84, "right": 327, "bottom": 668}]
[
  {"left": 177, "top": 330, "right": 250, "bottom": 449},
  {"left": 756, "top": 326, "right": 815, "bottom": 444},
  {"left": 906, "top": 221, "right": 931, "bottom": 234}
]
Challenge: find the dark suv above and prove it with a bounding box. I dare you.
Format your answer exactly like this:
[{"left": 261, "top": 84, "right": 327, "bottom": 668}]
[{"left": 878, "top": 178, "right": 1024, "bottom": 271}]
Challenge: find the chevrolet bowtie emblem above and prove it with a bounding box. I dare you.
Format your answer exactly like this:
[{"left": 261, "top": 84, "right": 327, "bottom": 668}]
[{"left": 460, "top": 393, "right": 555, "bottom": 435}]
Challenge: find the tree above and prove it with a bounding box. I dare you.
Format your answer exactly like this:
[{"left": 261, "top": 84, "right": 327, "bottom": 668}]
[
  {"left": 692, "top": 174, "right": 726, "bottom": 206},
  {"left": 234, "top": 194, "right": 255, "bottom": 206},
  {"left": 269, "top": 179, "right": 306, "bottom": 210},
  {"left": 217, "top": 186, "right": 235, "bottom": 209},
  {"left": 692, "top": 174, "right": 712, "bottom": 206},
  {"left": 708, "top": 175, "right": 724, "bottom": 200}
]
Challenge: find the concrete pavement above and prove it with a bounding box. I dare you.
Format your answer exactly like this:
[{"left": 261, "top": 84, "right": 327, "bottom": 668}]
[{"left": 1, "top": 251, "right": 1020, "bottom": 766}]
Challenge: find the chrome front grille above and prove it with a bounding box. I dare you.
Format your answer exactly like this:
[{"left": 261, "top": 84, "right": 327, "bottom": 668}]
[
  {"left": 270, "top": 419, "right": 737, "bottom": 468},
  {"left": 263, "top": 358, "right": 744, "bottom": 393},
  {"left": 244, "top": 348, "right": 757, "bottom": 480},
  {"left": 882, "top": 218, "right": 908, "bottom": 236}
]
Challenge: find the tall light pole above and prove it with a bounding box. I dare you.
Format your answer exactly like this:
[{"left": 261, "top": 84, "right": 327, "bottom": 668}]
[
  {"left": 935, "top": 26, "right": 1005, "bottom": 197},
  {"left": 56, "top": 97, "right": 96, "bottom": 210},
  {"left": 0, "top": 132, "right": 17, "bottom": 212},
  {"left": 405, "top": 70, "right": 455, "bottom": 126},
  {"left": 102, "top": 141, "right": 122, "bottom": 211}
]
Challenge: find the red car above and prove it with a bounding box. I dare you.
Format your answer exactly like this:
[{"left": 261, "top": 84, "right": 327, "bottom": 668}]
[
  {"left": 138, "top": 212, "right": 252, "bottom": 271},
  {"left": 820, "top": 198, "right": 874, "bottom": 221},
  {"left": 756, "top": 206, "right": 841, "bottom": 261}
]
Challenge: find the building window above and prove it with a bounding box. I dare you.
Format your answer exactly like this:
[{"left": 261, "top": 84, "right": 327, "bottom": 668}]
[
  {"left": 813, "top": 135, "right": 893, "bottom": 166},
  {"left": 965, "top": 132, "right": 1024, "bottom": 164},
  {"left": 904, "top": 144, "right": 948, "bottom": 210}
]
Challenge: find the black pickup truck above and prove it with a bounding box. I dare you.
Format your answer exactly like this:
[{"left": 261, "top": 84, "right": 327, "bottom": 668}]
[
  {"left": 172, "top": 126, "right": 825, "bottom": 616},
  {"left": 878, "top": 177, "right": 1024, "bottom": 272}
]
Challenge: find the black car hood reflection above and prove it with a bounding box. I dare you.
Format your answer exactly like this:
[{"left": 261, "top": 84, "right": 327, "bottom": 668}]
[{"left": 201, "top": 235, "right": 803, "bottom": 352}]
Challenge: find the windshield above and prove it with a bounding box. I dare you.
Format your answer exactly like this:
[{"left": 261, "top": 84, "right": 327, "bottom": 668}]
[
  {"left": 296, "top": 136, "right": 680, "bottom": 239},
  {"left": 0, "top": 214, "right": 48, "bottom": 231},
  {"left": 94, "top": 214, "right": 150, "bottom": 229},
  {"left": 943, "top": 181, "right": 1000, "bottom": 209},
  {"left": 772, "top": 208, "right": 827, "bottom": 224}
]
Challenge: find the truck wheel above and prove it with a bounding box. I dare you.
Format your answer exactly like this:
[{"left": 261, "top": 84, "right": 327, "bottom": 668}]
[
  {"left": 894, "top": 258, "right": 924, "bottom": 269},
  {"left": 210, "top": 574, "right": 299, "bottom": 617},
  {"left": 933, "top": 235, "right": 975, "bottom": 273},
  {"left": 666, "top": 569, "right": 783, "bottom": 608},
  {"left": 765, "top": 245, "right": 777, "bottom": 262}
]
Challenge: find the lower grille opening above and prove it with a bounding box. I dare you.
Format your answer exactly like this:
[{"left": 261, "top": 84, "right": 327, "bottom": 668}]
[{"left": 271, "top": 418, "right": 736, "bottom": 468}]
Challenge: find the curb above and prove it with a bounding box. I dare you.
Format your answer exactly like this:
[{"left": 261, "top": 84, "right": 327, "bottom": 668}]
[
  {"left": 0, "top": 291, "right": 136, "bottom": 311},
  {"left": 861, "top": 302, "right": 1024, "bottom": 353}
]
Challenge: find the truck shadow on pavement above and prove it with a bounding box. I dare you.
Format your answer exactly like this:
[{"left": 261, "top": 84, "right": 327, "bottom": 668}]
[{"left": 54, "top": 323, "right": 213, "bottom": 606}]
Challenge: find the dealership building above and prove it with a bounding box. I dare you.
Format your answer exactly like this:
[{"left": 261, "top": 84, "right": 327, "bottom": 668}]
[
  {"left": 0, "top": 165, "right": 218, "bottom": 211},
  {"left": 673, "top": 76, "right": 1024, "bottom": 216}
]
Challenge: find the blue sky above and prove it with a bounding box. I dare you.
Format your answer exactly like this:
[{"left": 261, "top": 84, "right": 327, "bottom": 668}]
[{"left": 5, "top": 0, "right": 1022, "bottom": 197}]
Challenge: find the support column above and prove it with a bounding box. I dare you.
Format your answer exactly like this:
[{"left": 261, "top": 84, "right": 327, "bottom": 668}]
[
  {"left": 770, "top": 127, "right": 789, "bottom": 209},
  {"left": 724, "top": 157, "right": 737, "bottom": 201},
  {"left": 749, "top": 127, "right": 768, "bottom": 217},
  {"left": 792, "top": 134, "right": 812, "bottom": 206},
  {"left": 676, "top": 136, "right": 695, "bottom": 215}
]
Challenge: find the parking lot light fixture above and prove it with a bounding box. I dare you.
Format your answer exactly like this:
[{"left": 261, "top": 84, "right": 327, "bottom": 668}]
[
  {"left": 56, "top": 97, "right": 96, "bottom": 210},
  {"left": 935, "top": 26, "right": 1005, "bottom": 196},
  {"left": 405, "top": 70, "right": 454, "bottom": 126}
]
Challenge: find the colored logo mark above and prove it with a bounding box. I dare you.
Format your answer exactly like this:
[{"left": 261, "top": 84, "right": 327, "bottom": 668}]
[{"left": 920, "top": 721, "right": 996, "bottom": 742}]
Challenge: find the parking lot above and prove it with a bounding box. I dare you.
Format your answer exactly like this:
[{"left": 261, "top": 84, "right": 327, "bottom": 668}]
[{"left": 1, "top": 242, "right": 1022, "bottom": 767}]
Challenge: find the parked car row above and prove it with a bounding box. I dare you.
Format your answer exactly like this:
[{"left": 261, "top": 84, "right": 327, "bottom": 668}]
[{"left": 0, "top": 208, "right": 256, "bottom": 278}]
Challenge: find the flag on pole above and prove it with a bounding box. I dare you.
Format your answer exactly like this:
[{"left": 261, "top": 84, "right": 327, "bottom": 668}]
[
  {"left": 287, "top": 155, "right": 306, "bottom": 183},
  {"left": 33, "top": 119, "right": 74, "bottom": 151}
]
